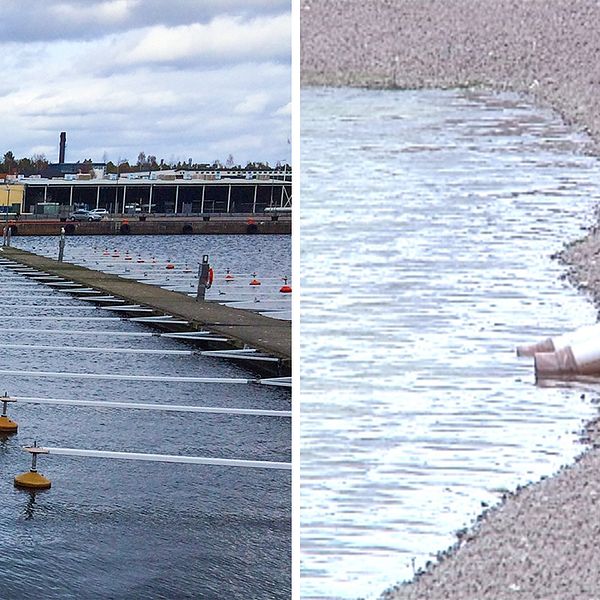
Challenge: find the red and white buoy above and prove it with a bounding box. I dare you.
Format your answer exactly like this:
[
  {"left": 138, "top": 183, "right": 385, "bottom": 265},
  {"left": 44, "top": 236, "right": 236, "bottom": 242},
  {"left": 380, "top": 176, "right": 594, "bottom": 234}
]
[{"left": 249, "top": 272, "right": 261, "bottom": 286}]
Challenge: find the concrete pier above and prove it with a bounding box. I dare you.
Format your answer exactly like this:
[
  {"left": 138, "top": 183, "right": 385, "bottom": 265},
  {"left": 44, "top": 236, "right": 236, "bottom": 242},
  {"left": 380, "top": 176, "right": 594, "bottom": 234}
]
[{"left": 0, "top": 247, "right": 291, "bottom": 375}]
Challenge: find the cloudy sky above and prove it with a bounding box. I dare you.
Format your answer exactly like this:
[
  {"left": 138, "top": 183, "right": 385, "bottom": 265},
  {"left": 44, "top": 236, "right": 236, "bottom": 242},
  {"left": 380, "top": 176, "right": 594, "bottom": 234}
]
[{"left": 0, "top": 0, "right": 291, "bottom": 166}]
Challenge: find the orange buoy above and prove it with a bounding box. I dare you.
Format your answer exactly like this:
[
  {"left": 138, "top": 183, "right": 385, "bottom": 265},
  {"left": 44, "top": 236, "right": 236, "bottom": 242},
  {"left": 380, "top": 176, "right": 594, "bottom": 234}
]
[
  {"left": 125, "top": 255, "right": 132, "bottom": 261},
  {"left": 166, "top": 264, "right": 175, "bottom": 270},
  {"left": 279, "top": 277, "right": 292, "bottom": 293},
  {"left": 249, "top": 272, "right": 261, "bottom": 286},
  {"left": 224, "top": 268, "right": 234, "bottom": 282}
]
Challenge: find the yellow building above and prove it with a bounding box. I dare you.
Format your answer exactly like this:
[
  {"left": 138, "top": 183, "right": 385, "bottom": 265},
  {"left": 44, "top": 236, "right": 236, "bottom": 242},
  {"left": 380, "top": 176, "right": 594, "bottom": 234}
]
[{"left": 0, "top": 184, "right": 24, "bottom": 215}]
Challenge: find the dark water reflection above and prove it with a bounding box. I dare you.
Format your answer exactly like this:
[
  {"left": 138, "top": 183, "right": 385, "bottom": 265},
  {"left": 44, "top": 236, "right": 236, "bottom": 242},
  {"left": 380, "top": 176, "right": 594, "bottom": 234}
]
[{"left": 0, "top": 236, "right": 291, "bottom": 599}]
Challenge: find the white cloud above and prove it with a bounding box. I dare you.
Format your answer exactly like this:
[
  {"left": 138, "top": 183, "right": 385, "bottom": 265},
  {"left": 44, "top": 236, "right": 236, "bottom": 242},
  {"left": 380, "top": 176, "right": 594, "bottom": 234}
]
[
  {"left": 0, "top": 3, "right": 291, "bottom": 166},
  {"left": 234, "top": 93, "right": 270, "bottom": 115},
  {"left": 51, "top": 0, "right": 138, "bottom": 26},
  {"left": 117, "top": 14, "right": 290, "bottom": 67}
]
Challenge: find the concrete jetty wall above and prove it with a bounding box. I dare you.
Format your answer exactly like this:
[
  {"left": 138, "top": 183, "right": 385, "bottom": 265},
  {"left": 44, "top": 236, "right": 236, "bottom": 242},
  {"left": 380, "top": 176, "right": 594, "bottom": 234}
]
[
  {"left": 3, "top": 217, "right": 291, "bottom": 237},
  {"left": 1, "top": 247, "right": 291, "bottom": 376}
]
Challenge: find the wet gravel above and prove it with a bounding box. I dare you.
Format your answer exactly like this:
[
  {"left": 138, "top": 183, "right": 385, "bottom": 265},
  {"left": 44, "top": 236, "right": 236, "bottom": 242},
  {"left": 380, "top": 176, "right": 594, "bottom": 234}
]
[{"left": 301, "top": 0, "right": 600, "bottom": 152}]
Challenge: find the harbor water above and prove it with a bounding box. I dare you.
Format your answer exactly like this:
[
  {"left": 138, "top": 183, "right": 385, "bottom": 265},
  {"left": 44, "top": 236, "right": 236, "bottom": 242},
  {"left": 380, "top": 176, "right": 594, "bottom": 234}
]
[
  {"left": 301, "top": 88, "right": 600, "bottom": 599},
  {"left": 0, "top": 234, "right": 291, "bottom": 598}
]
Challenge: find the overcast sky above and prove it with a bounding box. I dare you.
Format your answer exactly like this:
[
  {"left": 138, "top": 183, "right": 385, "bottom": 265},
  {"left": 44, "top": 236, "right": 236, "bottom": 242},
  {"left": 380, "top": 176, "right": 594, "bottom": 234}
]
[{"left": 0, "top": 0, "right": 291, "bottom": 166}]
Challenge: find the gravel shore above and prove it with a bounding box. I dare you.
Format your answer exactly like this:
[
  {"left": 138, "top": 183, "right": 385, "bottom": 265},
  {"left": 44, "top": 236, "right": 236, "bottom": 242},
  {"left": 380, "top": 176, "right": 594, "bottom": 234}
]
[
  {"left": 301, "top": 0, "right": 600, "bottom": 152},
  {"left": 302, "top": 2, "right": 600, "bottom": 597}
]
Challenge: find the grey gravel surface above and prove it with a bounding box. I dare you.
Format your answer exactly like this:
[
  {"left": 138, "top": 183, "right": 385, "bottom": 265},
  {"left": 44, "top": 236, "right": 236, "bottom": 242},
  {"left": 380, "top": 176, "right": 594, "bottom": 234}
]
[
  {"left": 301, "top": 0, "right": 600, "bottom": 151},
  {"left": 302, "top": 2, "right": 600, "bottom": 597}
]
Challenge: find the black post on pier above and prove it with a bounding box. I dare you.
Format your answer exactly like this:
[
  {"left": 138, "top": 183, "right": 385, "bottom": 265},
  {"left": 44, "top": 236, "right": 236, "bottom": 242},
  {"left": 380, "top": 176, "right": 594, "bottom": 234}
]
[{"left": 196, "top": 255, "right": 211, "bottom": 301}]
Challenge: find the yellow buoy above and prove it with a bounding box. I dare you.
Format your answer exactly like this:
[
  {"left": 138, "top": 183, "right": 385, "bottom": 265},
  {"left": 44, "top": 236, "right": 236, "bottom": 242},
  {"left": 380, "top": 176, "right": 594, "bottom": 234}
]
[
  {"left": 14, "top": 471, "right": 51, "bottom": 490},
  {"left": 0, "top": 415, "right": 17, "bottom": 433},
  {"left": 15, "top": 443, "right": 51, "bottom": 490},
  {"left": 0, "top": 392, "right": 17, "bottom": 433}
]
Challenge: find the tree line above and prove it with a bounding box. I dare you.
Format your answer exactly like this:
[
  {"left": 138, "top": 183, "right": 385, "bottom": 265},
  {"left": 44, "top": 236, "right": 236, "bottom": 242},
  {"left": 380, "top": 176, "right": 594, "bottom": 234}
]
[{"left": 0, "top": 150, "right": 289, "bottom": 177}]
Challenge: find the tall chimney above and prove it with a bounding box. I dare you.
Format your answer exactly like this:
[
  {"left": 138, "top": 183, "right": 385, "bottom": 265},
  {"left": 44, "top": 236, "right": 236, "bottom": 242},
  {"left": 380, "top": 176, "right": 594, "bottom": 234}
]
[{"left": 59, "top": 131, "right": 66, "bottom": 163}]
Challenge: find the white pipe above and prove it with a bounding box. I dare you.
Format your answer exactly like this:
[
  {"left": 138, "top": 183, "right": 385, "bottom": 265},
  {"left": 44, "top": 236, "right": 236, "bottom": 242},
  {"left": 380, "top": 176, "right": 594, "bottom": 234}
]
[
  {"left": 535, "top": 336, "right": 600, "bottom": 379},
  {"left": 14, "top": 396, "right": 291, "bottom": 417},
  {"left": 42, "top": 447, "right": 291, "bottom": 470},
  {"left": 517, "top": 323, "right": 600, "bottom": 356},
  {"left": 0, "top": 369, "right": 255, "bottom": 383}
]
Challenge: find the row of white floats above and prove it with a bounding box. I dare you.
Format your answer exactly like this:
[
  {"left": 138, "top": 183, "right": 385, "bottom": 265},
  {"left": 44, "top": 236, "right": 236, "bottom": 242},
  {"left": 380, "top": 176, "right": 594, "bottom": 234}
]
[
  {"left": 0, "top": 257, "right": 289, "bottom": 369},
  {"left": 0, "top": 257, "right": 292, "bottom": 489}
]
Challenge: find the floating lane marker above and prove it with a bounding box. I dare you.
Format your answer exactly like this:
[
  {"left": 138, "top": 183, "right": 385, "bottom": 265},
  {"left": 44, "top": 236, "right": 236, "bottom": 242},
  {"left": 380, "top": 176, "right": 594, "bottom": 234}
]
[
  {"left": 0, "top": 327, "right": 158, "bottom": 337},
  {"left": 0, "top": 343, "right": 196, "bottom": 355},
  {"left": 35, "top": 446, "right": 291, "bottom": 470},
  {"left": 14, "top": 396, "right": 291, "bottom": 417},
  {"left": 0, "top": 327, "right": 212, "bottom": 338},
  {"left": 101, "top": 305, "right": 155, "bottom": 313},
  {"left": 0, "top": 316, "right": 122, "bottom": 321},
  {"left": 258, "top": 377, "right": 292, "bottom": 388},
  {"left": 201, "top": 350, "right": 280, "bottom": 363},
  {"left": 0, "top": 370, "right": 255, "bottom": 383}
]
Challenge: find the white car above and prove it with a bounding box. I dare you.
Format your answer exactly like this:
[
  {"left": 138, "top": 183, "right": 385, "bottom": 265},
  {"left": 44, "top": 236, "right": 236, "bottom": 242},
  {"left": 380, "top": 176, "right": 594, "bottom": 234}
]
[{"left": 89, "top": 208, "right": 109, "bottom": 218}]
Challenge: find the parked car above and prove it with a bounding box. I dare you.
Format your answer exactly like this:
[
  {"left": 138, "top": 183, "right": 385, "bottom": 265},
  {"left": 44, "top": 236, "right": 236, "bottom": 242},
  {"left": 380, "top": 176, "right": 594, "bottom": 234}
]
[
  {"left": 69, "top": 209, "right": 102, "bottom": 222},
  {"left": 89, "top": 208, "right": 109, "bottom": 218}
]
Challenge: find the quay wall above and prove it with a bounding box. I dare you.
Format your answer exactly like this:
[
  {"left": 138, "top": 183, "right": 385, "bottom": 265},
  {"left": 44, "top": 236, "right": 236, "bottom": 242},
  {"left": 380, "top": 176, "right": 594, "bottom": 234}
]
[{"left": 3, "top": 217, "right": 291, "bottom": 237}]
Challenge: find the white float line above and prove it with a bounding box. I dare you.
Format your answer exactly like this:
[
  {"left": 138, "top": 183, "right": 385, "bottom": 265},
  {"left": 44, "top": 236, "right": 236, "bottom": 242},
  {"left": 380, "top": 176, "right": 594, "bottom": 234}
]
[
  {"left": 85, "top": 297, "right": 126, "bottom": 303},
  {"left": 0, "top": 343, "right": 197, "bottom": 355},
  {"left": 160, "top": 332, "right": 212, "bottom": 339},
  {"left": 0, "top": 304, "right": 98, "bottom": 309},
  {"left": 0, "top": 369, "right": 255, "bottom": 383},
  {"left": 0, "top": 316, "right": 123, "bottom": 321},
  {"left": 258, "top": 377, "right": 292, "bottom": 388},
  {"left": 0, "top": 327, "right": 158, "bottom": 337},
  {"left": 14, "top": 396, "right": 291, "bottom": 417},
  {"left": 130, "top": 316, "right": 189, "bottom": 324},
  {"left": 30, "top": 447, "right": 291, "bottom": 470},
  {"left": 200, "top": 351, "right": 280, "bottom": 363},
  {"left": 0, "top": 296, "right": 69, "bottom": 301},
  {"left": 46, "top": 283, "right": 83, "bottom": 288},
  {"left": 101, "top": 306, "right": 155, "bottom": 313}
]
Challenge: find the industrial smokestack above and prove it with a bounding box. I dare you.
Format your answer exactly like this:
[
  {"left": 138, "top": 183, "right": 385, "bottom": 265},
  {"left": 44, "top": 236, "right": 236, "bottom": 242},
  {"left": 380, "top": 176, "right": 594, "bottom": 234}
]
[{"left": 59, "top": 132, "right": 66, "bottom": 163}]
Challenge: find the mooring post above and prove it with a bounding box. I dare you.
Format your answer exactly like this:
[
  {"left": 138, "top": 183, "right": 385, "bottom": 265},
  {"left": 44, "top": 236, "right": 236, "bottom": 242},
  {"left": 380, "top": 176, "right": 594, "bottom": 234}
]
[
  {"left": 58, "top": 227, "right": 66, "bottom": 262},
  {"left": 196, "top": 255, "right": 210, "bottom": 301},
  {"left": 6, "top": 226, "right": 12, "bottom": 247},
  {"left": 2, "top": 227, "right": 6, "bottom": 247}
]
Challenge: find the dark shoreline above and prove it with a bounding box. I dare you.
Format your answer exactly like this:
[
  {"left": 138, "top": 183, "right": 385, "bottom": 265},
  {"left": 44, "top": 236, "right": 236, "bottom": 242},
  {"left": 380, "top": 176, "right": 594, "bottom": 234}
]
[{"left": 302, "top": 2, "right": 600, "bottom": 597}]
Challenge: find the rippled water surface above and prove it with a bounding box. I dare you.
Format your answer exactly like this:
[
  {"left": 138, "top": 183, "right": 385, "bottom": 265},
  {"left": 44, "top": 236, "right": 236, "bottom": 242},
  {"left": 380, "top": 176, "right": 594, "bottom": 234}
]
[
  {"left": 301, "top": 88, "right": 600, "bottom": 599},
  {"left": 0, "top": 235, "right": 291, "bottom": 598}
]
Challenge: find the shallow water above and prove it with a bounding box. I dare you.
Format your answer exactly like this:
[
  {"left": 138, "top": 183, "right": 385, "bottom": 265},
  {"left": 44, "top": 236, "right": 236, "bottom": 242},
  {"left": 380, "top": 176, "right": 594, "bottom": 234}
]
[
  {"left": 0, "top": 235, "right": 291, "bottom": 598},
  {"left": 301, "top": 88, "right": 600, "bottom": 599}
]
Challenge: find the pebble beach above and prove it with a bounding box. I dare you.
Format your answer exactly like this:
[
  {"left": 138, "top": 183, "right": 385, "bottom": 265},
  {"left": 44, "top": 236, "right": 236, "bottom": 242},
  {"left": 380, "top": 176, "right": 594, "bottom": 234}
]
[{"left": 302, "top": 2, "right": 600, "bottom": 597}]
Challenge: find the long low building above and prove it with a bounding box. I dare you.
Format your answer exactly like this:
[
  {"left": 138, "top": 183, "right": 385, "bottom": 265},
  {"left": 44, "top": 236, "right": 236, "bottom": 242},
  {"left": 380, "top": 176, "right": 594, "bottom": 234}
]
[{"left": 11, "top": 177, "right": 292, "bottom": 216}]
